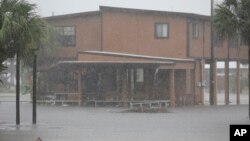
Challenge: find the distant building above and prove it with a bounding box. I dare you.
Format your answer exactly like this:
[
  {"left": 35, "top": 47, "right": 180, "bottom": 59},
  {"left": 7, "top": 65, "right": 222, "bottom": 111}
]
[
  {"left": 40, "top": 6, "right": 248, "bottom": 106},
  {"left": 0, "top": 58, "right": 16, "bottom": 91},
  {"left": 204, "top": 63, "right": 248, "bottom": 94}
]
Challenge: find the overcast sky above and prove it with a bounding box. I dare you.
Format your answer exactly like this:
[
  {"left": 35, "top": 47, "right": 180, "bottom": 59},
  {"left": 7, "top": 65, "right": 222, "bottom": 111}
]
[{"left": 29, "top": 0, "right": 219, "bottom": 17}]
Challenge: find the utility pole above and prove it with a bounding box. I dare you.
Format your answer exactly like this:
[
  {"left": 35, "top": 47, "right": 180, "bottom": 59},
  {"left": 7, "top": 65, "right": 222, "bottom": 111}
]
[
  {"left": 32, "top": 51, "right": 38, "bottom": 124},
  {"left": 16, "top": 48, "right": 20, "bottom": 125},
  {"left": 209, "top": 0, "right": 215, "bottom": 105}
]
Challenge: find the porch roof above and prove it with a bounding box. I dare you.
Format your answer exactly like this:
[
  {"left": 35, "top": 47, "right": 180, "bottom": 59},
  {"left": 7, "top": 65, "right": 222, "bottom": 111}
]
[
  {"left": 78, "top": 51, "right": 195, "bottom": 62},
  {"left": 57, "top": 60, "right": 174, "bottom": 65},
  {"left": 46, "top": 51, "right": 196, "bottom": 71}
]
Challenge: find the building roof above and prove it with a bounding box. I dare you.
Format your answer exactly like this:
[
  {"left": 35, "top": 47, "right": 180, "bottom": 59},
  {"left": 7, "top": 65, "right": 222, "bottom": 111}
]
[
  {"left": 44, "top": 6, "right": 210, "bottom": 21},
  {"left": 44, "top": 11, "right": 100, "bottom": 21},
  {"left": 100, "top": 6, "right": 210, "bottom": 21}
]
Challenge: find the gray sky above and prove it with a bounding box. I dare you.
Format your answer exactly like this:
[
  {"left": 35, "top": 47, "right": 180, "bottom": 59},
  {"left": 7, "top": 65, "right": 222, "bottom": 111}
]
[{"left": 29, "top": 0, "right": 215, "bottom": 17}]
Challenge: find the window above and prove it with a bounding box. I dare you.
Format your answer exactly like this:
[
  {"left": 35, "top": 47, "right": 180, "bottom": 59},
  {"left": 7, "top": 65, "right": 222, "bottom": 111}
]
[
  {"left": 136, "top": 69, "right": 144, "bottom": 83},
  {"left": 155, "top": 23, "right": 169, "bottom": 38},
  {"left": 134, "top": 68, "right": 144, "bottom": 92},
  {"left": 55, "top": 26, "right": 76, "bottom": 47},
  {"left": 192, "top": 23, "right": 198, "bottom": 38}
]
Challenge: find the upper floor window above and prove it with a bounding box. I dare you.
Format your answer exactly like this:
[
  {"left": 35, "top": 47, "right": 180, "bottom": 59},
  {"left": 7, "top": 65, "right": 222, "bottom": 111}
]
[
  {"left": 192, "top": 23, "right": 198, "bottom": 39},
  {"left": 55, "top": 26, "right": 76, "bottom": 47},
  {"left": 155, "top": 23, "right": 169, "bottom": 38}
]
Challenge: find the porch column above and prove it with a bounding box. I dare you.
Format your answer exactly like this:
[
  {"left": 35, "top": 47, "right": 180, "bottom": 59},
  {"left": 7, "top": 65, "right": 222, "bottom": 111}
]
[
  {"left": 236, "top": 60, "right": 240, "bottom": 104},
  {"left": 169, "top": 69, "right": 176, "bottom": 107},
  {"left": 186, "top": 69, "right": 191, "bottom": 94},
  {"left": 121, "top": 69, "right": 129, "bottom": 106},
  {"left": 185, "top": 69, "right": 191, "bottom": 105},
  {"left": 78, "top": 69, "right": 82, "bottom": 106},
  {"left": 225, "top": 60, "right": 229, "bottom": 105},
  {"left": 128, "top": 68, "right": 131, "bottom": 100},
  {"left": 213, "top": 60, "right": 218, "bottom": 105}
]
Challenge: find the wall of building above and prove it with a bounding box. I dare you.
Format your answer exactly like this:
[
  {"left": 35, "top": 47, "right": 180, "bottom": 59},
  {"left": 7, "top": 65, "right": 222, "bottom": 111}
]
[
  {"left": 102, "top": 11, "right": 188, "bottom": 58},
  {"left": 47, "top": 13, "right": 102, "bottom": 59},
  {"left": 214, "top": 42, "right": 248, "bottom": 60},
  {"left": 186, "top": 18, "right": 248, "bottom": 60},
  {"left": 46, "top": 8, "right": 248, "bottom": 61},
  {"left": 188, "top": 20, "right": 211, "bottom": 58}
]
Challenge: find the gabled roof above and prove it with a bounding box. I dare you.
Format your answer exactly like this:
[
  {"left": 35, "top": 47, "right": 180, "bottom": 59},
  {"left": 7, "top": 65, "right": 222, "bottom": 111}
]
[{"left": 100, "top": 6, "right": 210, "bottom": 21}]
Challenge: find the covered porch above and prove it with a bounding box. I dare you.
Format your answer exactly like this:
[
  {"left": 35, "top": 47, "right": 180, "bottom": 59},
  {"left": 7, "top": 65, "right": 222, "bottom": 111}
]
[{"left": 39, "top": 51, "right": 196, "bottom": 107}]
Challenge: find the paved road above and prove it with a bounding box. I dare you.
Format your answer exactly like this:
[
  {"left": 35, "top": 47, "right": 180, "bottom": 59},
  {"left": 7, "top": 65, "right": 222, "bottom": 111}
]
[{"left": 0, "top": 102, "right": 249, "bottom": 141}]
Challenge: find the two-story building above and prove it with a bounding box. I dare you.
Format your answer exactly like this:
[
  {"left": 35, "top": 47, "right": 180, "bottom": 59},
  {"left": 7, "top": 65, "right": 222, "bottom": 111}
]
[{"left": 39, "top": 6, "right": 248, "bottom": 106}]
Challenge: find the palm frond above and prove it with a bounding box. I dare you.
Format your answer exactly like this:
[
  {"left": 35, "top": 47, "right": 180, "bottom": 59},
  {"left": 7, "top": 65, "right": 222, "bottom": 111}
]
[
  {"left": 0, "top": 0, "right": 48, "bottom": 73},
  {"left": 214, "top": 0, "right": 250, "bottom": 47}
]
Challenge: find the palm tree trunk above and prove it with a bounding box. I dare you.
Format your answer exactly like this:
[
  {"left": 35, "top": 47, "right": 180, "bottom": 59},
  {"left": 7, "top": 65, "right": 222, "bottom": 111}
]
[{"left": 16, "top": 47, "right": 20, "bottom": 125}]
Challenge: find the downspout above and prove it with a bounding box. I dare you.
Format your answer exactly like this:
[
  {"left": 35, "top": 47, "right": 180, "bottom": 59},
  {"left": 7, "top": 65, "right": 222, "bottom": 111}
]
[
  {"left": 100, "top": 10, "right": 103, "bottom": 51},
  {"left": 153, "top": 66, "right": 160, "bottom": 100},
  {"left": 186, "top": 18, "right": 190, "bottom": 57}
]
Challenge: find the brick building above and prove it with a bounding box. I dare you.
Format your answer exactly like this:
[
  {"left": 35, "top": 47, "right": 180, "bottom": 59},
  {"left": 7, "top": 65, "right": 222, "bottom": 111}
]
[{"left": 40, "top": 6, "right": 248, "bottom": 106}]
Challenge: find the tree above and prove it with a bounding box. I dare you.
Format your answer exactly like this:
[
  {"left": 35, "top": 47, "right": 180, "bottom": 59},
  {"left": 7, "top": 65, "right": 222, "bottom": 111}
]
[
  {"left": 214, "top": 0, "right": 250, "bottom": 45},
  {"left": 0, "top": 0, "right": 47, "bottom": 124},
  {"left": 213, "top": 0, "right": 250, "bottom": 117}
]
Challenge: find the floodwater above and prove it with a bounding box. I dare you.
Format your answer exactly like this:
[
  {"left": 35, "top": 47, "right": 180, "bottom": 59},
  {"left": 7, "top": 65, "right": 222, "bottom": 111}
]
[{"left": 0, "top": 95, "right": 250, "bottom": 141}]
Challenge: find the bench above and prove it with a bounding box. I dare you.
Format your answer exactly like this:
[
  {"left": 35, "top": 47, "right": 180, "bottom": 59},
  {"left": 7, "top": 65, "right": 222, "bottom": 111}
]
[
  {"left": 86, "top": 100, "right": 127, "bottom": 107},
  {"left": 129, "top": 100, "right": 170, "bottom": 109}
]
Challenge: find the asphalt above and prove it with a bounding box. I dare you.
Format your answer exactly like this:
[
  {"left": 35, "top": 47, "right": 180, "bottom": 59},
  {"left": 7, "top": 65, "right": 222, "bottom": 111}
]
[{"left": 0, "top": 102, "right": 249, "bottom": 141}]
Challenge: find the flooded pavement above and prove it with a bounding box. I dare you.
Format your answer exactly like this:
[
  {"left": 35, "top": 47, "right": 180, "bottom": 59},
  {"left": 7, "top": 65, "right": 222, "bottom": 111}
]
[{"left": 0, "top": 102, "right": 249, "bottom": 141}]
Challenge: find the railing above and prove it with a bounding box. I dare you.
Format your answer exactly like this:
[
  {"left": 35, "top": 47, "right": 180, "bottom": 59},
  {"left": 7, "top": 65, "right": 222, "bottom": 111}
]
[
  {"left": 53, "top": 92, "right": 81, "bottom": 105},
  {"left": 86, "top": 99, "right": 170, "bottom": 108},
  {"left": 35, "top": 92, "right": 81, "bottom": 105}
]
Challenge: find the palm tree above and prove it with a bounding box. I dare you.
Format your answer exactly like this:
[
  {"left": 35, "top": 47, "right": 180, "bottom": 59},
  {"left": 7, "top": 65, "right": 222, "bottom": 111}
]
[
  {"left": 214, "top": 0, "right": 250, "bottom": 45},
  {"left": 0, "top": 0, "right": 46, "bottom": 125},
  {"left": 213, "top": 0, "right": 250, "bottom": 117}
]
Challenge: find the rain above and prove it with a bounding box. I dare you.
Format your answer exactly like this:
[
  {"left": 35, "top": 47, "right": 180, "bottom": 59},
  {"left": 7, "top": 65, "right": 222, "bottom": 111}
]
[{"left": 0, "top": 0, "right": 249, "bottom": 141}]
